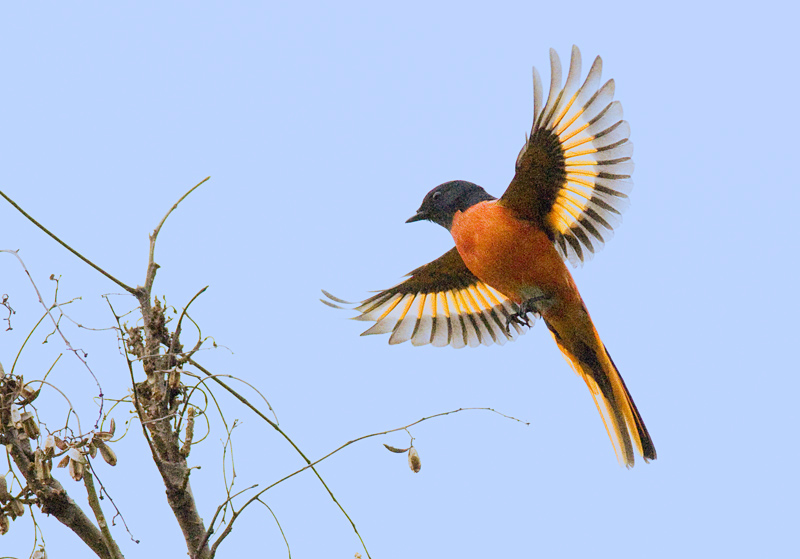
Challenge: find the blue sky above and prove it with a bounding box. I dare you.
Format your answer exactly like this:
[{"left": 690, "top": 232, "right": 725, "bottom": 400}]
[{"left": 1, "top": 2, "right": 798, "bottom": 557}]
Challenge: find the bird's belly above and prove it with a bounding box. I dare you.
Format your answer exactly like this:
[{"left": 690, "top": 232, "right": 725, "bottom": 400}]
[{"left": 451, "top": 201, "right": 569, "bottom": 303}]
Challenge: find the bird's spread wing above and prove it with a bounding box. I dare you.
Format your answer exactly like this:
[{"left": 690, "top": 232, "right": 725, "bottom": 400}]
[
  {"left": 322, "top": 248, "right": 535, "bottom": 348},
  {"left": 499, "top": 45, "right": 633, "bottom": 267}
]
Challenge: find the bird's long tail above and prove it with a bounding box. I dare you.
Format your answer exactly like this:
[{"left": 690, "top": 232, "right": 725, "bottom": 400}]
[{"left": 544, "top": 309, "right": 656, "bottom": 467}]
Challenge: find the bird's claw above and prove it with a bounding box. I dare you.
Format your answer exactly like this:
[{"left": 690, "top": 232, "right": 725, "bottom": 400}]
[
  {"left": 505, "top": 311, "right": 532, "bottom": 333},
  {"left": 505, "top": 297, "right": 547, "bottom": 334}
]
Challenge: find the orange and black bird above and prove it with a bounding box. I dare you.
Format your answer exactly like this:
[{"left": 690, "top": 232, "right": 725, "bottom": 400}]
[{"left": 323, "top": 46, "right": 656, "bottom": 467}]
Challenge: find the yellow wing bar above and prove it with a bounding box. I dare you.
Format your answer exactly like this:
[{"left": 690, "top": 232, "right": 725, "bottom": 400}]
[
  {"left": 501, "top": 46, "right": 633, "bottom": 267},
  {"left": 322, "top": 248, "right": 535, "bottom": 348}
]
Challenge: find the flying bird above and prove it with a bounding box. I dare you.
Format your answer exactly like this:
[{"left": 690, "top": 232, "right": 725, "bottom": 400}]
[{"left": 323, "top": 46, "right": 656, "bottom": 467}]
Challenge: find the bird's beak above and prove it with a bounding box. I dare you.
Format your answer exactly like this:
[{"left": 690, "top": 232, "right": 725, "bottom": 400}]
[{"left": 406, "top": 211, "right": 427, "bottom": 223}]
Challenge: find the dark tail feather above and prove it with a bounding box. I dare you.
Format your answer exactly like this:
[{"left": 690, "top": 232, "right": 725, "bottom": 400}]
[
  {"left": 545, "top": 317, "right": 656, "bottom": 467},
  {"left": 604, "top": 346, "right": 657, "bottom": 462}
]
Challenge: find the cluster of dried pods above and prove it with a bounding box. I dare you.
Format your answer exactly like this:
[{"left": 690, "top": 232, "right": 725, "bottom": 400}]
[{"left": 1, "top": 367, "right": 118, "bottom": 536}]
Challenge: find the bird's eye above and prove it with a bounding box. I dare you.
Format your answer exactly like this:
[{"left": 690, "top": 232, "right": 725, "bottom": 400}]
[{"left": 432, "top": 191, "right": 442, "bottom": 201}]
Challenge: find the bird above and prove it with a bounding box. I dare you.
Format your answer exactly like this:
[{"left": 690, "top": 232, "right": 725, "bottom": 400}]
[{"left": 322, "top": 46, "right": 656, "bottom": 467}]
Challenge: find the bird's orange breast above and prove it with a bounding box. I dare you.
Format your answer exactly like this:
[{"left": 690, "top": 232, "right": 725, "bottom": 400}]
[{"left": 450, "top": 200, "right": 576, "bottom": 304}]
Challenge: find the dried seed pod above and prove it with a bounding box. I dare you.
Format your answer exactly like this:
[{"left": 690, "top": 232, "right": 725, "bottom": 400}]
[
  {"left": 17, "top": 386, "right": 41, "bottom": 406},
  {"left": 94, "top": 430, "right": 112, "bottom": 442},
  {"left": 68, "top": 448, "right": 84, "bottom": 461},
  {"left": 168, "top": 368, "right": 182, "bottom": 390},
  {"left": 93, "top": 417, "right": 117, "bottom": 441},
  {"left": 0, "top": 476, "right": 10, "bottom": 502},
  {"left": 96, "top": 441, "right": 117, "bottom": 467},
  {"left": 408, "top": 446, "right": 421, "bottom": 473},
  {"left": 384, "top": 444, "right": 410, "bottom": 454},
  {"left": 87, "top": 442, "right": 97, "bottom": 459},
  {"left": 21, "top": 412, "right": 40, "bottom": 439},
  {"left": 54, "top": 436, "right": 67, "bottom": 451},
  {"left": 180, "top": 407, "right": 195, "bottom": 457},
  {"left": 34, "top": 449, "right": 49, "bottom": 481},
  {"left": 9, "top": 407, "right": 21, "bottom": 428},
  {"left": 69, "top": 457, "right": 84, "bottom": 481},
  {"left": 9, "top": 498, "right": 25, "bottom": 518},
  {"left": 56, "top": 455, "right": 71, "bottom": 469},
  {"left": 43, "top": 435, "right": 56, "bottom": 459},
  {"left": 0, "top": 514, "right": 9, "bottom": 535}
]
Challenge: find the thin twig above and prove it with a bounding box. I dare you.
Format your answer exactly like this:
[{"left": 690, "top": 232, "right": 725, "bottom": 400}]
[
  {"left": 206, "top": 494, "right": 291, "bottom": 559},
  {"left": 0, "top": 190, "right": 136, "bottom": 293},
  {"left": 206, "top": 406, "right": 526, "bottom": 557},
  {"left": 189, "top": 359, "right": 368, "bottom": 557},
  {"left": 2, "top": 249, "right": 105, "bottom": 428},
  {"left": 180, "top": 369, "right": 278, "bottom": 426},
  {"left": 173, "top": 286, "right": 208, "bottom": 354},
  {"left": 219, "top": 420, "right": 239, "bottom": 525},
  {"left": 83, "top": 468, "right": 124, "bottom": 559},
  {"left": 51, "top": 298, "right": 119, "bottom": 332},
  {"left": 42, "top": 353, "right": 63, "bottom": 383},
  {"left": 257, "top": 498, "right": 291, "bottom": 559},
  {"left": 142, "top": 177, "right": 209, "bottom": 298},
  {"left": 24, "top": 378, "right": 82, "bottom": 435},
  {"left": 10, "top": 311, "right": 48, "bottom": 375},
  {"left": 150, "top": 178, "right": 209, "bottom": 258},
  {"left": 89, "top": 461, "right": 139, "bottom": 544},
  {"left": 1, "top": 292, "right": 14, "bottom": 330},
  {"left": 177, "top": 373, "right": 223, "bottom": 441},
  {"left": 256, "top": 407, "right": 525, "bottom": 495},
  {"left": 201, "top": 483, "right": 258, "bottom": 555}
]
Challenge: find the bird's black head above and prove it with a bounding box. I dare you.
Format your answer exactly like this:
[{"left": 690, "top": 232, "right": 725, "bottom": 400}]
[{"left": 406, "top": 180, "right": 495, "bottom": 230}]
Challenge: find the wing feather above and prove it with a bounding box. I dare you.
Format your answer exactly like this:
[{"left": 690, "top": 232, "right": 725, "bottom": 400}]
[
  {"left": 322, "top": 248, "right": 536, "bottom": 348},
  {"left": 502, "top": 46, "right": 634, "bottom": 267}
]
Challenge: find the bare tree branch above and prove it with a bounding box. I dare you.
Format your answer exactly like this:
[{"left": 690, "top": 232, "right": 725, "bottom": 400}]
[
  {"left": 257, "top": 498, "right": 291, "bottom": 559},
  {"left": 108, "top": 299, "right": 211, "bottom": 559},
  {"left": 83, "top": 467, "right": 124, "bottom": 559},
  {"left": 0, "top": 190, "right": 136, "bottom": 294},
  {"left": 97, "top": 181, "right": 215, "bottom": 558},
  {"left": 138, "top": 177, "right": 209, "bottom": 300}
]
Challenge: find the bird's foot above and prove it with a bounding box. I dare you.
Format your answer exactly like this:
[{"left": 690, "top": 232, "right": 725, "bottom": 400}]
[
  {"left": 506, "top": 312, "right": 532, "bottom": 332},
  {"left": 505, "top": 297, "right": 547, "bottom": 333}
]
